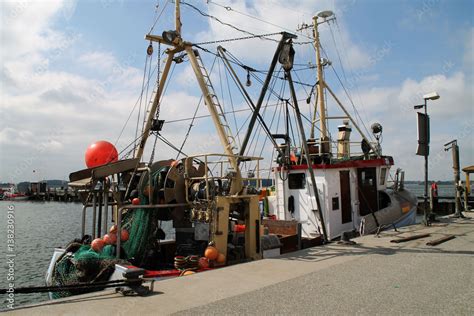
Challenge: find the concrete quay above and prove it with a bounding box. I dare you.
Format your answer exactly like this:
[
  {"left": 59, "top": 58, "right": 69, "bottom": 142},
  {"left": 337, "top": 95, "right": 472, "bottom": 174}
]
[{"left": 7, "top": 213, "right": 474, "bottom": 315}]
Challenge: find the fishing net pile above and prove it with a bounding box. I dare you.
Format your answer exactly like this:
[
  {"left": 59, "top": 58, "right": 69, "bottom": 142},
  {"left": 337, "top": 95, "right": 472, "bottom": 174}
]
[{"left": 51, "top": 166, "right": 173, "bottom": 298}]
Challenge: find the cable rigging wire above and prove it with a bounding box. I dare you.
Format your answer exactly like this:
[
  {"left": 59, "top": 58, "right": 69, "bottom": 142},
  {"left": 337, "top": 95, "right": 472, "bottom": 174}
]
[
  {"left": 206, "top": 0, "right": 314, "bottom": 43},
  {"left": 141, "top": 50, "right": 154, "bottom": 135},
  {"left": 149, "top": 42, "right": 162, "bottom": 164},
  {"left": 223, "top": 60, "right": 242, "bottom": 148},
  {"left": 247, "top": 67, "right": 282, "bottom": 161},
  {"left": 334, "top": 18, "right": 372, "bottom": 135},
  {"left": 134, "top": 53, "right": 151, "bottom": 154},
  {"left": 316, "top": 41, "right": 374, "bottom": 141},
  {"left": 250, "top": 77, "right": 287, "bottom": 173},
  {"left": 181, "top": 1, "right": 279, "bottom": 43},
  {"left": 148, "top": 0, "right": 170, "bottom": 35},
  {"left": 113, "top": 58, "right": 159, "bottom": 152},
  {"left": 174, "top": 53, "right": 220, "bottom": 160}
]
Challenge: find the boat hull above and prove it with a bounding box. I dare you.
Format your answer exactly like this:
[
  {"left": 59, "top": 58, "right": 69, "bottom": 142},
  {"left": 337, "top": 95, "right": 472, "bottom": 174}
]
[{"left": 359, "top": 189, "right": 418, "bottom": 235}]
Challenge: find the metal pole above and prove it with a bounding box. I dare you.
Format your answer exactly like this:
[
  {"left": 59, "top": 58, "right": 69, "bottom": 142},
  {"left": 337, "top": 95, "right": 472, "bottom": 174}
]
[
  {"left": 135, "top": 52, "right": 175, "bottom": 160},
  {"left": 312, "top": 16, "right": 329, "bottom": 153},
  {"left": 81, "top": 205, "right": 87, "bottom": 237},
  {"left": 103, "top": 182, "right": 109, "bottom": 235},
  {"left": 286, "top": 70, "right": 328, "bottom": 242},
  {"left": 97, "top": 183, "right": 103, "bottom": 237},
  {"left": 238, "top": 33, "right": 295, "bottom": 160},
  {"left": 217, "top": 46, "right": 283, "bottom": 158},
  {"left": 92, "top": 192, "right": 97, "bottom": 239},
  {"left": 325, "top": 84, "right": 380, "bottom": 157},
  {"left": 424, "top": 100, "right": 429, "bottom": 225},
  {"left": 453, "top": 143, "right": 463, "bottom": 217},
  {"left": 175, "top": 0, "right": 181, "bottom": 35}
]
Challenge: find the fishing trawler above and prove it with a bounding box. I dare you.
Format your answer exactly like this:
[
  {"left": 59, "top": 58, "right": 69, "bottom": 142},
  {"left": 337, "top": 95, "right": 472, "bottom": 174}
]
[
  {"left": 266, "top": 11, "right": 417, "bottom": 240},
  {"left": 45, "top": 2, "right": 417, "bottom": 298}
]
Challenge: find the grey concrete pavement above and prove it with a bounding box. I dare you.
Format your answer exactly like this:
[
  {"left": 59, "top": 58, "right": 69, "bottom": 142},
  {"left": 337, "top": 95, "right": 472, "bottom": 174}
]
[{"left": 6, "top": 214, "right": 474, "bottom": 315}]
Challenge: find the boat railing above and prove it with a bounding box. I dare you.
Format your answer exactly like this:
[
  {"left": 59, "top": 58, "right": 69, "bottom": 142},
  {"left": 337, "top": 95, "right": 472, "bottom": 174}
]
[
  {"left": 184, "top": 153, "right": 263, "bottom": 202},
  {"left": 289, "top": 139, "right": 380, "bottom": 162}
]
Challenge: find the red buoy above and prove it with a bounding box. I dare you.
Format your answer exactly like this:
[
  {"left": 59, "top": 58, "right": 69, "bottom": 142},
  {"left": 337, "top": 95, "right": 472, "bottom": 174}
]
[
  {"left": 120, "top": 229, "right": 129, "bottom": 242},
  {"left": 103, "top": 233, "right": 117, "bottom": 245},
  {"left": 91, "top": 238, "right": 105, "bottom": 252},
  {"left": 85, "top": 140, "right": 118, "bottom": 168}
]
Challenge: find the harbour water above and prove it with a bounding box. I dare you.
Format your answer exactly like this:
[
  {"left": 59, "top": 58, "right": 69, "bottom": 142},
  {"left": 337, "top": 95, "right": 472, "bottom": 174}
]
[{"left": 0, "top": 184, "right": 459, "bottom": 308}]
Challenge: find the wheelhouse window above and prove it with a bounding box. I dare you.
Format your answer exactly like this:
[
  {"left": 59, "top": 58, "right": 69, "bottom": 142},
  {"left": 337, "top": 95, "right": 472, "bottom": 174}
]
[
  {"left": 288, "top": 173, "right": 306, "bottom": 189},
  {"left": 379, "top": 168, "right": 387, "bottom": 186}
]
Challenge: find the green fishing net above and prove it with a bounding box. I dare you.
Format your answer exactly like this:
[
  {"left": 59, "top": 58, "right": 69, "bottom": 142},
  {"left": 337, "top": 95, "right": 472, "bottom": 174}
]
[
  {"left": 51, "top": 245, "right": 124, "bottom": 298},
  {"left": 51, "top": 166, "right": 173, "bottom": 298}
]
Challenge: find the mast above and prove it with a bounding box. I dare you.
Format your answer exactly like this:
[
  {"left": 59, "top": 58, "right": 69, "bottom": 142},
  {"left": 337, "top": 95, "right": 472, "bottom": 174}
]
[
  {"left": 312, "top": 15, "right": 330, "bottom": 154},
  {"left": 175, "top": 0, "right": 182, "bottom": 34},
  {"left": 308, "top": 11, "right": 380, "bottom": 158},
  {"left": 144, "top": 1, "right": 243, "bottom": 194},
  {"left": 135, "top": 1, "right": 183, "bottom": 161}
]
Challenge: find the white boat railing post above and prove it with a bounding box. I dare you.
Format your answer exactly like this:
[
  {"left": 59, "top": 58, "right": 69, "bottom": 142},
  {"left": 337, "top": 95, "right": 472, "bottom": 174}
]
[
  {"left": 92, "top": 192, "right": 97, "bottom": 239},
  {"left": 103, "top": 180, "right": 109, "bottom": 236}
]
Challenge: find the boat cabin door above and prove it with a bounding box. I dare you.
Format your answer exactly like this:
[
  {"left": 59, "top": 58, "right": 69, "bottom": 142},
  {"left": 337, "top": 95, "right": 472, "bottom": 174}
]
[
  {"left": 357, "top": 168, "right": 378, "bottom": 216},
  {"left": 340, "top": 170, "right": 352, "bottom": 224}
]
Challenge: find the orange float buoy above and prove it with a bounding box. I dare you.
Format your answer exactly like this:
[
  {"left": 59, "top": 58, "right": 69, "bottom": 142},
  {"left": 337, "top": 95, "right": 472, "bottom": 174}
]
[
  {"left": 85, "top": 140, "right": 118, "bottom": 168},
  {"left": 120, "top": 229, "right": 129, "bottom": 242},
  {"left": 132, "top": 197, "right": 140, "bottom": 205},
  {"left": 182, "top": 270, "right": 195, "bottom": 276},
  {"left": 91, "top": 238, "right": 105, "bottom": 252},
  {"left": 204, "top": 246, "right": 218, "bottom": 261},
  {"left": 103, "top": 233, "right": 117, "bottom": 245},
  {"left": 216, "top": 253, "right": 226, "bottom": 264}
]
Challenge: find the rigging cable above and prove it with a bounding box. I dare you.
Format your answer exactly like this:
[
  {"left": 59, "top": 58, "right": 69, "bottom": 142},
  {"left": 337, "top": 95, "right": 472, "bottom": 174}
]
[
  {"left": 206, "top": 0, "right": 314, "bottom": 44},
  {"left": 317, "top": 43, "right": 374, "bottom": 141},
  {"left": 247, "top": 68, "right": 282, "bottom": 163},
  {"left": 334, "top": 18, "right": 372, "bottom": 134},
  {"left": 141, "top": 50, "right": 154, "bottom": 134},
  {"left": 328, "top": 21, "right": 350, "bottom": 93},
  {"left": 223, "top": 60, "right": 242, "bottom": 148},
  {"left": 181, "top": 1, "right": 279, "bottom": 43},
  {"left": 193, "top": 44, "right": 314, "bottom": 89},
  {"left": 147, "top": 0, "right": 170, "bottom": 35},
  {"left": 134, "top": 52, "right": 151, "bottom": 155},
  {"left": 149, "top": 42, "right": 162, "bottom": 164},
  {"left": 174, "top": 54, "right": 220, "bottom": 159},
  {"left": 113, "top": 57, "right": 159, "bottom": 152},
  {"left": 252, "top": 76, "right": 286, "bottom": 174}
]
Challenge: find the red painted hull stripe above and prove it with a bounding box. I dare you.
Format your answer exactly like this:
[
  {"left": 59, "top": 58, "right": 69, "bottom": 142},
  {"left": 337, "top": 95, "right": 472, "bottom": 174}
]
[{"left": 273, "top": 157, "right": 394, "bottom": 171}]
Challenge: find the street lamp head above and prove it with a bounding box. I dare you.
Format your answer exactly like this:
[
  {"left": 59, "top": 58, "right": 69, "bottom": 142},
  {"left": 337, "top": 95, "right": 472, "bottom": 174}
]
[
  {"left": 423, "top": 91, "right": 440, "bottom": 101},
  {"left": 316, "top": 10, "right": 334, "bottom": 19}
]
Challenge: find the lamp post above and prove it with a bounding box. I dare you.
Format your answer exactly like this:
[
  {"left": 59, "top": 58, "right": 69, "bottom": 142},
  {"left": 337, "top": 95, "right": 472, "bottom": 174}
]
[{"left": 414, "top": 91, "right": 440, "bottom": 226}]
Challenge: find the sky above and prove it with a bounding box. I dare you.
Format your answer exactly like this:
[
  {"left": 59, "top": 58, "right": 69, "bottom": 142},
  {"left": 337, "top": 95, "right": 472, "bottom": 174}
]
[{"left": 0, "top": 0, "right": 473, "bottom": 183}]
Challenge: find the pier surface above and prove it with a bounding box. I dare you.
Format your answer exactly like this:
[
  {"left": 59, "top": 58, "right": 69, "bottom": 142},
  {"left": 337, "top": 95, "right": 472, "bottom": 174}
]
[{"left": 7, "top": 213, "right": 474, "bottom": 315}]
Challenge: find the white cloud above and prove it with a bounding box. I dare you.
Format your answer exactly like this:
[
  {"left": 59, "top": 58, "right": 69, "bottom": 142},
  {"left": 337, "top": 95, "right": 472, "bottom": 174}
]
[
  {"left": 191, "top": 0, "right": 371, "bottom": 69},
  {"left": 0, "top": 0, "right": 472, "bottom": 185},
  {"left": 343, "top": 71, "right": 473, "bottom": 180},
  {"left": 463, "top": 27, "right": 474, "bottom": 78},
  {"left": 0, "top": 0, "right": 143, "bottom": 181},
  {"left": 78, "top": 51, "right": 118, "bottom": 72}
]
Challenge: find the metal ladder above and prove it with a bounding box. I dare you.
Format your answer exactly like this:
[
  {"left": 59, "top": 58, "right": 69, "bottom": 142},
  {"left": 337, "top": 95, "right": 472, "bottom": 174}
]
[{"left": 194, "top": 51, "right": 237, "bottom": 152}]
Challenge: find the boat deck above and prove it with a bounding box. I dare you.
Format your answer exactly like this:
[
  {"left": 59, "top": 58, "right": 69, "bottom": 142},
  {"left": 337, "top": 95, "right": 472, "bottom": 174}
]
[{"left": 8, "top": 212, "right": 474, "bottom": 315}]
